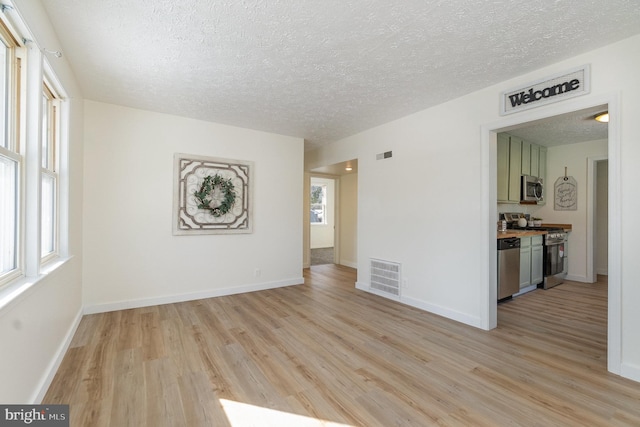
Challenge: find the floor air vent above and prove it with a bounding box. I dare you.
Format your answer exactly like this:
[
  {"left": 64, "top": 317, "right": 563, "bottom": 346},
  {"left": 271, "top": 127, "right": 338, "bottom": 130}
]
[{"left": 370, "top": 259, "right": 401, "bottom": 297}]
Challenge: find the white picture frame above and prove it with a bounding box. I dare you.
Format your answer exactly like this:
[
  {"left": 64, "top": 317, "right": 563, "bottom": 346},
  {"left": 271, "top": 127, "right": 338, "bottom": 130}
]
[{"left": 173, "top": 153, "right": 253, "bottom": 235}]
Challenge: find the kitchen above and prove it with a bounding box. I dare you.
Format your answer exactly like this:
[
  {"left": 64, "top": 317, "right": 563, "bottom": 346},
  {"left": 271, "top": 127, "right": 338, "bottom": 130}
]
[
  {"left": 497, "top": 211, "right": 571, "bottom": 300},
  {"left": 495, "top": 105, "right": 609, "bottom": 302}
]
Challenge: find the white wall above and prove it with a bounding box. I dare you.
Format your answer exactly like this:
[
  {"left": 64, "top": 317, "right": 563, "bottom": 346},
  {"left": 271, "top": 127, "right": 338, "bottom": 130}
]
[
  {"left": 0, "top": 1, "right": 84, "bottom": 402},
  {"left": 339, "top": 173, "right": 358, "bottom": 268},
  {"left": 309, "top": 101, "right": 489, "bottom": 326},
  {"left": 306, "top": 34, "right": 640, "bottom": 382},
  {"left": 535, "top": 139, "right": 608, "bottom": 282},
  {"left": 310, "top": 177, "right": 335, "bottom": 249},
  {"left": 83, "top": 101, "right": 304, "bottom": 311}
]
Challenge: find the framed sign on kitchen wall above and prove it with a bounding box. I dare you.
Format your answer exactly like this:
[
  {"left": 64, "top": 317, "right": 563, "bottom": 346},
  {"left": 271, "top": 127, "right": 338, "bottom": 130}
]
[
  {"left": 554, "top": 173, "right": 577, "bottom": 211},
  {"left": 173, "top": 153, "right": 253, "bottom": 235}
]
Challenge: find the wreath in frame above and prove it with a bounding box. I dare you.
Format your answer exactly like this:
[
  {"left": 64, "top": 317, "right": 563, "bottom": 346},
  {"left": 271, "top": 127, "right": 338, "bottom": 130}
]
[{"left": 193, "top": 174, "right": 236, "bottom": 217}]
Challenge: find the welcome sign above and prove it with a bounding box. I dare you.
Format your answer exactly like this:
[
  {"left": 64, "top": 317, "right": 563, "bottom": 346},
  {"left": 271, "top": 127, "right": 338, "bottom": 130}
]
[{"left": 500, "top": 65, "right": 590, "bottom": 115}]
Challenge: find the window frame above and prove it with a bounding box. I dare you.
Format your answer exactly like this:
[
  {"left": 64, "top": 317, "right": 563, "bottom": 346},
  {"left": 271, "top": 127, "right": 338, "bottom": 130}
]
[
  {"left": 40, "top": 79, "right": 60, "bottom": 262},
  {"left": 310, "top": 183, "right": 327, "bottom": 225},
  {"left": 0, "top": 9, "right": 69, "bottom": 290},
  {"left": 0, "top": 19, "right": 23, "bottom": 286}
]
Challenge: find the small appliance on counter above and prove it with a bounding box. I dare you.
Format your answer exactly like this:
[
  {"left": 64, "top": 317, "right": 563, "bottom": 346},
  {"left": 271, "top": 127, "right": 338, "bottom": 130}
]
[{"left": 501, "top": 212, "right": 530, "bottom": 227}]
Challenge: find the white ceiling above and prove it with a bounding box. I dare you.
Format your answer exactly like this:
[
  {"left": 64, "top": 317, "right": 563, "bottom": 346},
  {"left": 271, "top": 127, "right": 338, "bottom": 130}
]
[
  {"left": 311, "top": 159, "right": 358, "bottom": 176},
  {"left": 506, "top": 105, "right": 609, "bottom": 147},
  {"left": 39, "top": 0, "right": 640, "bottom": 151}
]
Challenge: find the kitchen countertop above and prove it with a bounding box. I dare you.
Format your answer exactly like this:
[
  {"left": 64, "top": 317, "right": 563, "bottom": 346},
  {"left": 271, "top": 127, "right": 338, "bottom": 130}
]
[
  {"left": 497, "top": 230, "right": 546, "bottom": 239},
  {"left": 497, "top": 223, "right": 572, "bottom": 239},
  {"left": 542, "top": 223, "right": 572, "bottom": 232}
]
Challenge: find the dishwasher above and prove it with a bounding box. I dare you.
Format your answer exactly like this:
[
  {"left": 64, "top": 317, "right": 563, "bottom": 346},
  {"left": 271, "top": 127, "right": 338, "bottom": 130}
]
[{"left": 497, "top": 237, "right": 520, "bottom": 300}]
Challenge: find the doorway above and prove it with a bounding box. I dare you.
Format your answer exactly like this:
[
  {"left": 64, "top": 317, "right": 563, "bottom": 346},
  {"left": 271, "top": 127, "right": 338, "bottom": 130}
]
[
  {"left": 589, "top": 158, "right": 608, "bottom": 282},
  {"left": 310, "top": 176, "right": 336, "bottom": 265},
  {"left": 595, "top": 160, "right": 608, "bottom": 277},
  {"left": 305, "top": 159, "right": 358, "bottom": 269},
  {"left": 482, "top": 94, "right": 621, "bottom": 375}
]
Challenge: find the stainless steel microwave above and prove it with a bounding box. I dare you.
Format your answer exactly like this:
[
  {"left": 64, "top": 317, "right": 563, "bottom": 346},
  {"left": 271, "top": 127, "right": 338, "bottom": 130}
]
[{"left": 521, "top": 175, "right": 544, "bottom": 202}]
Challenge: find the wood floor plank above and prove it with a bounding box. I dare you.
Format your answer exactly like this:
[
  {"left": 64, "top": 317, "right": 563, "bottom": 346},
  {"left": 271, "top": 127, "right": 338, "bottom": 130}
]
[
  {"left": 177, "top": 371, "right": 231, "bottom": 427},
  {"left": 143, "top": 358, "right": 186, "bottom": 427},
  {"left": 109, "top": 348, "right": 145, "bottom": 427},
  {"left": 43, "top": 265, "right": 640, "bottom": 426},
  {"left": 71, "top": 398, "right": 113, "bottom": 427},
  {"left": 140, "top": 310, "right": 165, "bottom": 361},
  {"left": 116, "top": 309, "right": 142, "bottom": 351}
]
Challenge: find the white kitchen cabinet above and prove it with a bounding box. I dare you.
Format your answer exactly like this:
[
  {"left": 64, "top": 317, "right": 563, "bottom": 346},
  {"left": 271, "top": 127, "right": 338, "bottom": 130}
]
[
  {"left": 497, "top": 133, "right": 547, "bottom": 204},
  {"left": 531, "top": 235, "right": 544, "bottom": 285},
  {"left": 538, "top": 146, "right": 547, "bottom": 205},
  {"left": 539, "top": 146, "right": 547, "bottom": 182},
  {"left": 530, "top": 144, "right": 540, "bottom": 177},
  {"left": 519, "top": 236, "right": 532, "bottom": 289},
  {"left": 508, "top": 136, "right": 522, "bottom": 203},
  {"left": 522, "top": 140, "right": 545, "bottom": 180},
  {"left": 521, "top": 140, "right": 531, "bottom": 176},
  {"left": 497, "top": 134, "right": 522, "bottom": 203},
  {"left": 520, "top": 235, "right": 544, "bottom": 289}
]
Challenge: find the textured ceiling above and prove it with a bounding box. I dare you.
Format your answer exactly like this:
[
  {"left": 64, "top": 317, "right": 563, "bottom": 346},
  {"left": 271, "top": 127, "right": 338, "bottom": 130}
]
[
  {"left": 311, "top": 159, "right": 358, "bottom": 176},
  {"left": 38, "top": 0, "right": 640, "bottom": 150},
  {"left": 507, "top": 105, "right": 609, "bottom": 147}
]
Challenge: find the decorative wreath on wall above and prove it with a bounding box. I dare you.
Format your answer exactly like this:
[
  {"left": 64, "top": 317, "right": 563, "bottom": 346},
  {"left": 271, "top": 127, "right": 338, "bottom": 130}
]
[{"left": 193, "top": 174, "right": 236, "bottom": 217}]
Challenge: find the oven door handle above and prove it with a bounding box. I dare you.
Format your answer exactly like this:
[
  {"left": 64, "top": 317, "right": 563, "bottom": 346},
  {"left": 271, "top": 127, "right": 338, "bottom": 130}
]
[{"left": 545, "top": 240, "right": 564, "bottom": 245}]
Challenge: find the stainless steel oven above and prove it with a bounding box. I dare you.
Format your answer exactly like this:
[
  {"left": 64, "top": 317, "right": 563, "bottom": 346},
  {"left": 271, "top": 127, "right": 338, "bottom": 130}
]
[{"left": 543, "top": 230, "right": 568, "bottom": 289}]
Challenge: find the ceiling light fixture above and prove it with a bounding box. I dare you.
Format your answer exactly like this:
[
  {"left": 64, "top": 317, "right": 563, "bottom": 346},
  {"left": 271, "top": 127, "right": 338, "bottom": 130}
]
[
  {"left": 345, "top": 166, "right": 353, "bottom": 171},
  {"left": 594, "top": 112, "right": 609, "bottom": 123}
]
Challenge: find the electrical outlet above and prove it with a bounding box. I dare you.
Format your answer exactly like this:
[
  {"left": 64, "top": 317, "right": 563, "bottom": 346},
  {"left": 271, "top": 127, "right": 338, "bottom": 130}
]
[
  {"left": 254, "top": 268, "right": 261, "bottom": 277},
  {"left": 403, "top": 278, "right": 408, "bottom": 288}
]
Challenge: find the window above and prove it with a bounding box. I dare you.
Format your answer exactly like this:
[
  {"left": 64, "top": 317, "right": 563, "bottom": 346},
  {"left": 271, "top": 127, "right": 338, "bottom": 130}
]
[
  {"left": 0, "top": 37, "right": 8, "bottom": 149},
  {"left": 310, "top": 184, "right": 326, "bottom": 224},
  {"left": 0, "top": 11, "right": 67, "bottom": 288},
  {"left": 0, "top": 152, "right": 18, "bottom": 275},
  {"left": 0, "top": 21, "right": 21, "bottom": 284},
  {"left": 41, "top": 81, "right": 59, "bottom": 260}
]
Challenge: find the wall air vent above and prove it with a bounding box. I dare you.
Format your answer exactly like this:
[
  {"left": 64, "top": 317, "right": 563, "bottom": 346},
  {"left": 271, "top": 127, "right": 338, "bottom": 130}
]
[
  {"left": 370, "top": 258, "right": 401, "bottom": 297},
  {"left": 376, "top": 151, "right": 393, "bottom": 160}
]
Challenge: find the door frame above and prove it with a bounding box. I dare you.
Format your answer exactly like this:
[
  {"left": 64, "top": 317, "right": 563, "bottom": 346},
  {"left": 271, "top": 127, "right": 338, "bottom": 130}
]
[
  {"left": 587, "top": 156, "right": 608, "bottom": 283},
  {"left": 480, "top": 92, "right": 621, "bottom": 375},
  {"left": 305, "top": 173, "right": 340, "bottom": 267}
]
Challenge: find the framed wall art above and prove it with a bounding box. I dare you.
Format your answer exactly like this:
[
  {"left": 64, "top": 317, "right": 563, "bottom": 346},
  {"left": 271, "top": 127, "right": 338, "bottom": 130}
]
[
  {"left": 173, "top": 153, "right": 253, "bottom": 235},
  {"left": 554, "top": 170, "right": 577, "bottom": 211}
]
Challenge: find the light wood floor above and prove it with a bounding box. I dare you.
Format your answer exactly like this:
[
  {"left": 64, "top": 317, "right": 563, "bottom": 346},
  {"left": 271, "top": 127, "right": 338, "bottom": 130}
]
[{"left": 44, "top": 266, "right": 640, "bottom": 426}]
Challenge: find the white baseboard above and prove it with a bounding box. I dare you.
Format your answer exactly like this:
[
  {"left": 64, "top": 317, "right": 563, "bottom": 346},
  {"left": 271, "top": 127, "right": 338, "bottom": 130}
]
[
  {"left": 621, "top": 362, "right": 640, "bottom": 383},
  {"left": 356, "top": 281, "right": 401, "bottom": 301},
  {"left": 355, "top": 281, "right": 482, "bottom": 328},
  {"left": 339, "top": 260, "right": 357, "bottom": 269},
  {"left": 565, "top": 274, "right": 589, "bottom": 283},
  {"left": 83, "top": 277, "right": 305, "bottom": 314},
  {"left": 355, "top": 281, "right": 368, "bottom": 292},
  {"left": 401, "top": 295, "right": 483, "bottom": 328},
  {"left": 34, "top": 307, "right": 83, "bottom": 403}
]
